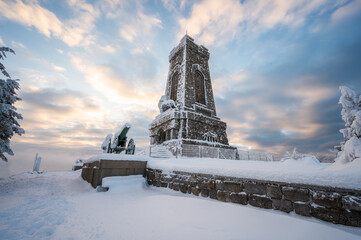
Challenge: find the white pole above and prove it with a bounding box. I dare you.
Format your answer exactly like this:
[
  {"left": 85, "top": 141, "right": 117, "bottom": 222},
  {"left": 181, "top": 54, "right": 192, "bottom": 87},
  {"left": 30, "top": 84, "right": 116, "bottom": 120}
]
[{"left": 33, "top": 153, "right": 38, "bottom": 172}]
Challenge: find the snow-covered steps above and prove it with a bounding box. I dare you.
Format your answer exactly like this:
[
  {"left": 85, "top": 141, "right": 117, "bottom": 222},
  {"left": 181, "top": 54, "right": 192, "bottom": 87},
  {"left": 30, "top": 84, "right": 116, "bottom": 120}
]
[{"left": 150, "top": 145, "right": 174, "bottom": 158}]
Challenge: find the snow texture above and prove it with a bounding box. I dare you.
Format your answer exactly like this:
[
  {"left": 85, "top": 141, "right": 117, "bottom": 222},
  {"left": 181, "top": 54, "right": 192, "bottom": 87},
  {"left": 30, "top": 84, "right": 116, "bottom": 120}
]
[
  {"left": 336, "top": 137, "right": 361, "bottom": 164},
  {"left": 85, "top": 153, "right": 149, "bottom": 163},
  {"left": 336, "top": 86, "right": 361, "bottom": 164},
  {"left": 148, "top": 156, "right": 361, "bottom": 190},
  {"left": 72, "top": 158, "right": 84, "bottom": 170},
  {"left": 0, "top": 171, "right": 360, "bottom": 240}
]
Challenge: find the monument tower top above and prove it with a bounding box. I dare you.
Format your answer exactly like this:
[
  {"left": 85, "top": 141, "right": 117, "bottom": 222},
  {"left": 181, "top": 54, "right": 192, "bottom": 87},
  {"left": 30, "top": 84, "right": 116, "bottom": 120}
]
[{"left": 166, "top": 34, "right": 217, "bottom": 117}]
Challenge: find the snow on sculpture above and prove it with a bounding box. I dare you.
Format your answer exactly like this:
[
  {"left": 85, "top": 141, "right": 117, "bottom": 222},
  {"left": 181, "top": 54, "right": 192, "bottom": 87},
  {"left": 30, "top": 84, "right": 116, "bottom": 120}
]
[
  {"left": 101, "top": 123, "right": 136, "bottom": 155},
  {"left": 101, "top": 133, "right": 113, "bottom": 153},
  {"left": 335, "top": 86, "right": 361, "bottom": 163},
  {"left": 72, "top": 158, "right": 83, "bottom": 171},
  {"left": 158, "top": 95, "right": 177, "bottom": 113}
]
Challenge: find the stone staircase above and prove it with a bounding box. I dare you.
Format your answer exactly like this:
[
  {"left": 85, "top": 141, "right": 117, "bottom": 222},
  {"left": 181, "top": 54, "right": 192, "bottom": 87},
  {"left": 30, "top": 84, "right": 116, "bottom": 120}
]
[{"left": 150, "top": 145, "right": 174, "bottom": 158}]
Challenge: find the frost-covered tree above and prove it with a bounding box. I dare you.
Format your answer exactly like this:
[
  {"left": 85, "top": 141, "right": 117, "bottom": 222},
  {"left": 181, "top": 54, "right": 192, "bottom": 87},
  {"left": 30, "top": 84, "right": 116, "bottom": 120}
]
[
  {"left": 281, "top": 148, "right": 309, "bottom": 161},
  {"left": 335, "top": 86, "right": 361, "bottom": 163},
  {"left": 339, "top": 86, "right": 358, "bottom": 140},
  {"left": 0, "top": 47, "right": 24, "bottom": 162}
]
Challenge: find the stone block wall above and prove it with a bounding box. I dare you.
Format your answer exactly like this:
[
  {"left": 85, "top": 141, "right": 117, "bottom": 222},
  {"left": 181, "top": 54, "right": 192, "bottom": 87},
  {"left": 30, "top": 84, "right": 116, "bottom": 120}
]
[
  {"left": 146, "top": 168, "right": 361, "bottom": 227},
  {"left": 82, "top": 160, "right": 146, "bottom": 188}
]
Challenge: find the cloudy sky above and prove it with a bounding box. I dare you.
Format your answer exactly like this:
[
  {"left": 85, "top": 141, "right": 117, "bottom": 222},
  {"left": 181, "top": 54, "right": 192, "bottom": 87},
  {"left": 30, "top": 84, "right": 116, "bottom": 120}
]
[{"left": 1, "top": 0, "right": 361, "bottom": 176}]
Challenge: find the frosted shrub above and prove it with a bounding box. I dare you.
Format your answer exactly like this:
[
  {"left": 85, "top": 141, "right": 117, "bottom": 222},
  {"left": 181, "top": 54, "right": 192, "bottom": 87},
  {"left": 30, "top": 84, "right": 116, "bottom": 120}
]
[
  {"left": 335, "top": 86, "right": 361, "bottom": 163},
  {"left": 281, "top": 148, "right": 309, "bottom": 161}
]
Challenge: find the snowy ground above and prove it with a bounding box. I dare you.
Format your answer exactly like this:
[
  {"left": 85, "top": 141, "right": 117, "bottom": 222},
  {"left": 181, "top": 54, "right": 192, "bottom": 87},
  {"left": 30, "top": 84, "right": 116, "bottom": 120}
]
[
  {"left": 148, "top": 157, "right": 361, "bottom": 190},
  {"left": 1, "top": 171, "right": 361, "bottom": 240}
]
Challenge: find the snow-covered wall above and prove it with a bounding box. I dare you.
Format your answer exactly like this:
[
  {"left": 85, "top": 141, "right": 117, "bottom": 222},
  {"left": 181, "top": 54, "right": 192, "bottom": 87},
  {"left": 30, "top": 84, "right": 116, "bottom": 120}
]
[
  {"left": 82, "top": 158, "right": 148, "bottom": 188},
  {"left": 146, "top": 168, "right": 361, "bottom": 227}
]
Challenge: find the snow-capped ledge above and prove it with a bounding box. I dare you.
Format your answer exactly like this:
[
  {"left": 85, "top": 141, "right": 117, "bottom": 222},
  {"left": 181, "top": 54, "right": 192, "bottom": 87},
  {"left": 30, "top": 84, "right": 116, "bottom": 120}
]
[
  {"left": 147, "top": 157, "right": 361, "bottom": 191},
  {"left": 85, "top": 153, "right": 150, "bottom": 163}
]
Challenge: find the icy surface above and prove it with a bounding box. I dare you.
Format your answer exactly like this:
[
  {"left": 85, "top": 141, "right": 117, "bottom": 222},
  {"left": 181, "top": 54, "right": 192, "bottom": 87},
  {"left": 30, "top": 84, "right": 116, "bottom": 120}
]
[
  {"left": 1, "top": 171, "right": 360, "bottom": 240},
  {"left": 148, "top": 157, "right": 361, "bottom": 190},
  {"left": 85, "top": 153, "right": 150, "bottom": 163}
]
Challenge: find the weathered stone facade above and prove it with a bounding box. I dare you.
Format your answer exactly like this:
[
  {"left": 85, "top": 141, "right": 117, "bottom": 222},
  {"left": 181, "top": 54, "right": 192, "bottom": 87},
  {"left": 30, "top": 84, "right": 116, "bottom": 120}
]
[
  {"left": 149, "top": 35, "right": 236, "bottom": 158},
  {"left": 146, "top": 168, "right": 361, "bottom": 227}
]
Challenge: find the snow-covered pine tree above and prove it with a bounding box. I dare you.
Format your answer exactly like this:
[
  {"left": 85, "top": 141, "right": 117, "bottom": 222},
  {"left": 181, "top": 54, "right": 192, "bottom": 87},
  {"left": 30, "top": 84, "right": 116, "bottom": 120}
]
[
  {"left": 0, "top": 47, "right": 24, "bottom": 162},
  {"left": 335, "top": 86, "right": 361, "bottom": 163}
]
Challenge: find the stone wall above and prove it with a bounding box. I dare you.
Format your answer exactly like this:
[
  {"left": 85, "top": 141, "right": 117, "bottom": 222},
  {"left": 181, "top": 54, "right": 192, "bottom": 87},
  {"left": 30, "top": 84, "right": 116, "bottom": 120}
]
[
  {"left": 82, "top": 160, "right": 146, "bottom": 188},
  {"left": 146, "top": 168, "right": 361, "bottom": 227}
]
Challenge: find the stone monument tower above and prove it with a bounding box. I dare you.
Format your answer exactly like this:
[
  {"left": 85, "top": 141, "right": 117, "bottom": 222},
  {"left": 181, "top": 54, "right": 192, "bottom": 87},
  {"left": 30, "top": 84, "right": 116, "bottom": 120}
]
[{"left": 149, "top": 35, "right": 237, "bottom": 159}]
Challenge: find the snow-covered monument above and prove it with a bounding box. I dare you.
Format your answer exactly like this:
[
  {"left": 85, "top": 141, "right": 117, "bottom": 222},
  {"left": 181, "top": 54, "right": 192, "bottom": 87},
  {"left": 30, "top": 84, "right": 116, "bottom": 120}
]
[{"left": 149, "top": 35, "right": 237, "bottom": 159}]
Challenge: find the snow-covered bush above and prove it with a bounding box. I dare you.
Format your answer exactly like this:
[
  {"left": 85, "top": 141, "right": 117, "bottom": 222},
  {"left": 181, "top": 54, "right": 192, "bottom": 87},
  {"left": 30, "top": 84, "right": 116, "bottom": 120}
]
[
  {"left": 335, "top": 86, "right": 361, "bottom": 164},
  {"left": 315, "top": 151, "right": 337, "bottom": 163},
  {"left": 281, "top": 148, "right": 310, "bottom": 161},
  {"left": 0, "top": 47, "right": 24, "bottom": 162}
]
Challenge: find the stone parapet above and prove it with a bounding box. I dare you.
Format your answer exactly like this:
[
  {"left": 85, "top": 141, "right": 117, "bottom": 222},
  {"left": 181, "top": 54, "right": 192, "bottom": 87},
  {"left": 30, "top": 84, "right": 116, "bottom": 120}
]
[
  {"left": 81, "top": 159, "right": 147, "bottom": 188},
  {"left": 146, "top": 168, "right": 361, "bottom": 227}
]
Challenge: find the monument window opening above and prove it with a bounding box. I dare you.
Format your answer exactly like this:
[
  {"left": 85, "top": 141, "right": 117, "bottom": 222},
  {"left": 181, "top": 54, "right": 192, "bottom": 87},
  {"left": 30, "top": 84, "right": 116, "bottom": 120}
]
[
  {"left": 195, "top": 71, "right": 206, "bottom": 105},
  {"left": 158, "top": 129, "right": 166, "bottom": 144},
  {"left": 170, "top": 72, "right": 180, "bottom": 101},
  {"left": 166, "top": 130, "right": 171, "bottom": 141}
]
